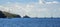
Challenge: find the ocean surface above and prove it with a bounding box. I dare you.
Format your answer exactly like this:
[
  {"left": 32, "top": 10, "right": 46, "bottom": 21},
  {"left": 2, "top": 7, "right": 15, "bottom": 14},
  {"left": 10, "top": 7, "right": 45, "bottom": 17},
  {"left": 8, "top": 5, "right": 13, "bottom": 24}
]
[{"left": 0, "top": 18, "right": 60, "bottom": 27}]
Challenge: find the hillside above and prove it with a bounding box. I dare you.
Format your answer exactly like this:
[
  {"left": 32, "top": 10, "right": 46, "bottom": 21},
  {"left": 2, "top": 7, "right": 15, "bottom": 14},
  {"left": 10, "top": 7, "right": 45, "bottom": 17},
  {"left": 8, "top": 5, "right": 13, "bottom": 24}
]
[{"left": 2, "top": 11, "right": 21, "bottom": 18}]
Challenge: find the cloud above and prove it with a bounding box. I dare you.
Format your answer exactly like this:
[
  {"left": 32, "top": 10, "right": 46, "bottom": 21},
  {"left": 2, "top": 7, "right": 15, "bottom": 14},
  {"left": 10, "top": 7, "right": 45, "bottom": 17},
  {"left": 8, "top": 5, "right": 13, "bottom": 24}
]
[
  {"left": 0, "top": 3, "right": 47, "bottom": 17},
  {"left": 39, "top": 0, "right": 45, "bottom": 4},
  {"left": 46, "top": 1, "right": 59, "bottom": 4},
  {"left": 0, "top": 0, "right": 60, "bottom": 17},
  {"left": 0, "top": 2, "right": 37, "bottom": 17},
  {"left": 39, "top": 0, "right": 59, "bottom": 4},
  {"left": 38, "top": 0, "right": 60, "bottom": 17}
]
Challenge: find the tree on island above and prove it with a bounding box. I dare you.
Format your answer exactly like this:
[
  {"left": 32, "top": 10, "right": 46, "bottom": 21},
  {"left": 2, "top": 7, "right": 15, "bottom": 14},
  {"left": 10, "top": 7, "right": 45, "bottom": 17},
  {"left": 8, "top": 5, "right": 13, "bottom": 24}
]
[
  {"left": 23, "top": 15, "right": 30, "bottom": 18},
  {"left": 15, "top": 15, "right": 21, "bottom": 18}
]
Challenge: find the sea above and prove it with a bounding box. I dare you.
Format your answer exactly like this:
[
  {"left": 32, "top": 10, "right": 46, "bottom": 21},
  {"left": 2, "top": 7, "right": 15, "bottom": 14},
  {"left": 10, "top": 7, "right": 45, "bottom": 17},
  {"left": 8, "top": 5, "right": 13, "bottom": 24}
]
[{"left": 0, "top": 18, "right": 60, "bottom": 27}]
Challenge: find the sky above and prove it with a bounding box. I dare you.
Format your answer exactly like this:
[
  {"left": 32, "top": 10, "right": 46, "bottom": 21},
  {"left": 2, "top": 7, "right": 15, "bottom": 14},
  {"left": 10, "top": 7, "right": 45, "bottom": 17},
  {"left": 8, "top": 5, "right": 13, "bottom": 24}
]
[{"left": 0, "top": 0, "right": 60, "bottom": 17}]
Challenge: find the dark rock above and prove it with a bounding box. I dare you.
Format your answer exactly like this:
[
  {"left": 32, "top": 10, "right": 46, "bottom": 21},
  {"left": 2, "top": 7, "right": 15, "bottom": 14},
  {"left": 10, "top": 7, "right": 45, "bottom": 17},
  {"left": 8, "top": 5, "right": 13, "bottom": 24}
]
[
  {"left": 15, "top": 15, "right": 21, "bottom": 18},
  {"left": 23, "top": 15, "right": 30, "bottom": 18},
  {"left": 0, "top": 11, "right": 6, "bottom": 18}
]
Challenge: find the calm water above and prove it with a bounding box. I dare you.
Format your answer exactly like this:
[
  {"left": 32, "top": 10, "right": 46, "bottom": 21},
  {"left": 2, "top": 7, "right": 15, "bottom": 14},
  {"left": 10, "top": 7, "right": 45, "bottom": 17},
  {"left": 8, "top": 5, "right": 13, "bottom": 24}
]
[{"left": 0, "top": 18, "right": 60, "bottom": 27}]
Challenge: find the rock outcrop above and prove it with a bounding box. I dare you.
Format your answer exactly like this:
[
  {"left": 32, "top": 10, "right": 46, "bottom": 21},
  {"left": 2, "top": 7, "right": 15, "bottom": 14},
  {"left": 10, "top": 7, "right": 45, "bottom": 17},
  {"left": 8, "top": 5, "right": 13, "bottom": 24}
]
[{"left": 0, "top": 11, "right": 7, "bottom": 18}]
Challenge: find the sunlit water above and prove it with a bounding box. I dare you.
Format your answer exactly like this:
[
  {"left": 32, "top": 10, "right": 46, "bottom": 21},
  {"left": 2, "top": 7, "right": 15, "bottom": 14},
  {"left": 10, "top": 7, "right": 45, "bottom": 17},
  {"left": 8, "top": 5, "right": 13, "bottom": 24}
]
[{"left": 0, "top": 18, "right": 60, "bottom": 27}]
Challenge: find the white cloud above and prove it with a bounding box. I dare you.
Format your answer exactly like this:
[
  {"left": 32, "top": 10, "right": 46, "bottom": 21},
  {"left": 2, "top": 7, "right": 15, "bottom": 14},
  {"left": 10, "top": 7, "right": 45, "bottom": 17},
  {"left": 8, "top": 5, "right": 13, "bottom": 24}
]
[
  {"left": 46, "top": 1, "right": 59, "bottom": 4},
  {"left": 38, "top": 0, "right": 60, "bottom": 17},
  {"left": 0, "top": 0, "right": 60, "bottom": 17},
  {"left": 39, "top": 0, "right": 45, "bottom": 4},
  {"left": 0, "top": 3, "right": 36, "bottom": 17},
  {"left": 39, "top": 0, "right": 59, "bottom": 4},
  {"left": 0, "top": 3, "right": 47, "bottom": 17}
]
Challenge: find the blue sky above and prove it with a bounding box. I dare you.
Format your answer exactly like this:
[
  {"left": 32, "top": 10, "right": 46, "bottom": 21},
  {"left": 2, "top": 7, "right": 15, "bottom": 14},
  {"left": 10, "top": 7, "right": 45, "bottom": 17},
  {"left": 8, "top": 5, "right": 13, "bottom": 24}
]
[
  {"left": 0, "top": 0, "right": 38, "bottom": 4},
  {"left": 0, "top": 0, "right": 60, "bottom": 17},
  {"left": 0, "top": 0, "right": 60, "bottom": 4}
]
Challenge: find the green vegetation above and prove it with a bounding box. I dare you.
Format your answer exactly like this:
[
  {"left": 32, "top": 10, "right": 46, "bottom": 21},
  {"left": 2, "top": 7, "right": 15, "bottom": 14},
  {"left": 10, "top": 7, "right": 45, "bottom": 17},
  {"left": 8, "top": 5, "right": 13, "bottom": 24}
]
[{"left": 2, "top": 11, "right": 21, "bottom": 18}]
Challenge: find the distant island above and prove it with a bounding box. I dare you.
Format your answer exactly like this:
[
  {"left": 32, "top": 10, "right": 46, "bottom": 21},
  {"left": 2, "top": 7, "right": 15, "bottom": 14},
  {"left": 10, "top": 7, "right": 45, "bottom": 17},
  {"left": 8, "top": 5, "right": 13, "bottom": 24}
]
[
  {"left": 0, "top": 11, "right": 59, "bottom": 18},
  {"left": 3, "top": 11, "right": 21, "bottom": 18},
  {"left": 0, "top": 11, "right": 30, "bottom": 18}
]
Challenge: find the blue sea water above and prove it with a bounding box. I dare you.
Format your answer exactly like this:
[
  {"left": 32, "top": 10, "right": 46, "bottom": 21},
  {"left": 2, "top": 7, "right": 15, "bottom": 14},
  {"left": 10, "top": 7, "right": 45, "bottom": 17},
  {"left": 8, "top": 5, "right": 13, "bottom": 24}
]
[{"left": 0, "top": 18, "right": 60, "bottom": 27}]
